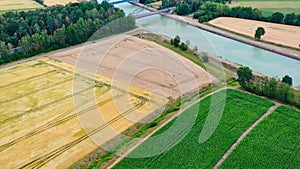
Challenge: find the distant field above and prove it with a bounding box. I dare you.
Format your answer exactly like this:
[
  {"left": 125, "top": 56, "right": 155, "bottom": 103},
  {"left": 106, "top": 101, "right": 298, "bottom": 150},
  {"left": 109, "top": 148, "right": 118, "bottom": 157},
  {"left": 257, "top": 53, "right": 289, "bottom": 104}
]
[
  {"left": 229, "top": 0, "right": 300, "bottom": 16},
  {"left": 0, "top": 0, "right": 43, "bottom": 12},
  {"left": 113, "top": 89, "right": 274, "bottom": 168},
  {"left": 43, "top": 0, "right": 81, "bottom": 6},
  {"left": 209, "top": 17, "right": 300, "bottom": 49},
  {"left": 221, "top": 106, "right": 300, "bottom": 168}
]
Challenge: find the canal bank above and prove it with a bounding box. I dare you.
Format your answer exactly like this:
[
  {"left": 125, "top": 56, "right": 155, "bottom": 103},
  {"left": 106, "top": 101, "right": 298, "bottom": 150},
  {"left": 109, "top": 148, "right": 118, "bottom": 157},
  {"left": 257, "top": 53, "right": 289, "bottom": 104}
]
[
  {"left": 132, "top": 2, "right": 300, "bottom": 62},
  {"left": 115, "top": 2, "right": 300, "bottom": 85}
]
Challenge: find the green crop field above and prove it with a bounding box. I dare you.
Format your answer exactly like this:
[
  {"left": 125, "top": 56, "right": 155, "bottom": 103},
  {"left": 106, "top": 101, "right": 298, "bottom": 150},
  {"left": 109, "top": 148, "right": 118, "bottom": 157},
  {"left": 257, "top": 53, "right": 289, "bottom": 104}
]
[
  {"left": 111, "top": 89, "right": 274, "bottom": 169},
  {"left": 220, "top": 106, "right": 300, "bottom": 168},
  {"left": 229, "top": 0, "right": 300, "bottom": 16},
  {"left": 0, "top": 0, "right": 43, "bottom": 13}
]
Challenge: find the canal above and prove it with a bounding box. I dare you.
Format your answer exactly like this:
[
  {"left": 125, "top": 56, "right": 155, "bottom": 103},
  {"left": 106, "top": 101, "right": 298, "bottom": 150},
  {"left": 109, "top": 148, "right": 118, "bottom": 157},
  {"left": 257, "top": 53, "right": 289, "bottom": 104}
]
[{"left": 115, "top": 2, "right": 300, "bottom": 85}]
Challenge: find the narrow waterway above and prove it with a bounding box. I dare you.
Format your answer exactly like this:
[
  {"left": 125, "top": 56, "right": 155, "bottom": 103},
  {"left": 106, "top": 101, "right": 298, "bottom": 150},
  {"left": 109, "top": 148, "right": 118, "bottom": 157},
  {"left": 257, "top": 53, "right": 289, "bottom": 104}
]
[{"left": 115, "top": 3, "right": 300, "bottom": 85}]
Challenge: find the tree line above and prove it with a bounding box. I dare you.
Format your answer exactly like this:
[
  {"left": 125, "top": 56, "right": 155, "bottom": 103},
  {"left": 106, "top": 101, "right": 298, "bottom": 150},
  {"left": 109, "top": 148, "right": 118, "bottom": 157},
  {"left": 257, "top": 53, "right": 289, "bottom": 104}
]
[
  {"left": 193, "top": 2, "right": 300, "bottom": 26},
  {"left": 0, "top": 0, "right": 136, "bottom": 65},
  {"left": 237, "top": 67, "right": 300, "bottom": 109},
  {"left": 161, "top": 0, "right": 300, "bottom": 26}
]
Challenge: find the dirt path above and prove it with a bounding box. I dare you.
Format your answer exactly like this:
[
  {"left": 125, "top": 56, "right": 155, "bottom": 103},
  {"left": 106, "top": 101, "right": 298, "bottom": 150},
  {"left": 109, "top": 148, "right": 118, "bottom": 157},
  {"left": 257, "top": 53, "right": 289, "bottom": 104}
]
[
  {"left": 106, "top": 86, "right": 229, "bottom": 169},
  {"left": 213, "top": 102, "right": 281, "bottom": 169}
]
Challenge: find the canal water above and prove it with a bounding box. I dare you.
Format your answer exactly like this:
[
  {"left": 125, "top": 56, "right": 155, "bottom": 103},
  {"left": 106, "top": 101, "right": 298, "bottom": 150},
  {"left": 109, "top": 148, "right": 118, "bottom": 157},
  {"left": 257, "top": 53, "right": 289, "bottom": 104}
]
[{"left": 114, "top": 3, "right": 300, "bottom": 85}]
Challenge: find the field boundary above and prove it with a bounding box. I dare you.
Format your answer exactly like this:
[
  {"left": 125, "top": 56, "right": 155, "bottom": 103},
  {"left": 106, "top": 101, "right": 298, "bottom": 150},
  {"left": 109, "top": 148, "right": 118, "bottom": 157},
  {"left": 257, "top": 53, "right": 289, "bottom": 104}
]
[
  {"left": 213, "top": 102, "right": 281, "bottom": 168},
  {"left": 106, "top": 87, "right": 229, "bottom": 169}
]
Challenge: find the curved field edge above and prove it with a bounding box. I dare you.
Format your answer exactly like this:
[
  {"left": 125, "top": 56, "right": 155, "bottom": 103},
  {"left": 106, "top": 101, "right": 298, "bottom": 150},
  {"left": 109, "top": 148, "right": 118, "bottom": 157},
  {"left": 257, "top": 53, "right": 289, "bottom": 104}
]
[
  {"left": 220, "top": 106, "right": 300, "bottom": 168},
  {"left": 111, "top": 89, "right": 274, "bottom": 169}
]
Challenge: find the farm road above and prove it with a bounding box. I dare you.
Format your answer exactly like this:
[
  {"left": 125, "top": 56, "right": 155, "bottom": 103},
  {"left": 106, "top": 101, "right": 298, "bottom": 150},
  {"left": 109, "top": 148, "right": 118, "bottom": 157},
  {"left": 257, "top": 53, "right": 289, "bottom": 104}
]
[
  {"left": 213, "top": 102, "right": 281, "bottom": 168},
  {"left": 106, "top": 86, "right": 229, "bottom": 169}
]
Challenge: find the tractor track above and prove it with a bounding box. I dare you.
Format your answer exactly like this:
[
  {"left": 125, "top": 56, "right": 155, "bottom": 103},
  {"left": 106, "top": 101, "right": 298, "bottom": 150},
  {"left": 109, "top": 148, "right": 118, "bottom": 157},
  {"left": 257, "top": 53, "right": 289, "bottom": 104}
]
[
  {"left": 18, "top": 100, "right": 146, "bottom": 168},
  {"left": 0, "top": 62, "right": 43, "bottom": 76},
  {"left": 0, "top": 78, "right": 73, "bottom": 106},
  {"left": 0, "top": 85, "right": 97, "bottom": 125},
  {"left": 0, "top": 70, "right": 58, "bottom": 90},
  {"left": 141, "top": 97, "right": 235, "bottom": 168},
  {"left": 0, "top": 89, "right": 121, "bottom": 153}
]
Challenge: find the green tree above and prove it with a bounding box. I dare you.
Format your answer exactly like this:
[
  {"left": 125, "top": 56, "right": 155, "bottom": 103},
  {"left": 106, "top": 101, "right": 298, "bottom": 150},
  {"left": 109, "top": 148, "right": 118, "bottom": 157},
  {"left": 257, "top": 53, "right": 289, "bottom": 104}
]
[
  {"left": 296, "top": 14, "right": 300, "bottom": 26},
  {"left": 270, "top": 12, "right": 284, "bottom": 23},
  {"left": 0, "top": 41, "right": 9, "bottom": 58},
  {"left": 284, "top": 13, "right": 296, "bottom": 25},
  {"left": 173, "top": 35, "right": 181, "bottom": 47},
  {"left": 265, "top": 78, "right": 278, "bottom": 99},
  {"left": 237, "top": 66, "right": 253, "bottom": 84},
  {"left": 179, "top": 42, "right": 188, "bottom": 51},
  {"left": 66, "top": 24, "right": 77, "bottom": 45},
  {"left": 282, "top": 75, "right": 293, "bottom": 85},
  {"left": 277, "top": 82, "right": 292, "bottom": 102},
  {"left": 201, "top": 54, "right": 209, "bottom": 63},
  {"left": 176, "top": 3, "right": 191, "bottom": 16},
  {"left": 254, "top": 27, "right": 265, "bottom": 40},
  {"left": 19, "top": 35, "right": 32, "bottom": 55},
  {"left": 53, "top": 25, "right": 66, "bottom": 48}
]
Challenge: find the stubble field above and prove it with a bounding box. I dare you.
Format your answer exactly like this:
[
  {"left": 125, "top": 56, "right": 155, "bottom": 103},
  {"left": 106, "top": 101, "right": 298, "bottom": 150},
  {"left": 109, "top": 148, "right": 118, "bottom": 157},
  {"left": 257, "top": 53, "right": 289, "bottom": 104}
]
[
  {"left": 209, "top": 17, "right": 300, "bottom": 49},
  {"left": 0, "top": 58, "right": 166, "bottom": 168}
]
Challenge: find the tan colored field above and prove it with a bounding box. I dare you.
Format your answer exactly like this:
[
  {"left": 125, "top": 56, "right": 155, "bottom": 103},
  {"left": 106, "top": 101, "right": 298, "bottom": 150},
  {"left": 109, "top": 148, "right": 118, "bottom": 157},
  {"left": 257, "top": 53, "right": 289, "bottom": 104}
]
[
  {"left": 0, "top": 58, "right": 166, "bottom": 168},
  {"left": 51, "top": 35, "right": 215, "bottom": 99},
  {"left": 209, "top": 17, "right": 300, "bottom": 49},
  {"left": 0, "top": 34, "right": 214, "bottom": 168},
  {"left": 43, "top": 0, "right": 81, "bottom": 6},
  {"left": 0, "top": 0, "right": 43, "bottom": 12}
]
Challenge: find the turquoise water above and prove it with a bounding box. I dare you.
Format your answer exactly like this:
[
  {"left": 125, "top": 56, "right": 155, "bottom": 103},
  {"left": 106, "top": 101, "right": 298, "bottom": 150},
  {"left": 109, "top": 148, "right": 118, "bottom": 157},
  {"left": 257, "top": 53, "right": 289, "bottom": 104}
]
[{"left": 115, "top": 3, "right": 300, "bottom": 85}]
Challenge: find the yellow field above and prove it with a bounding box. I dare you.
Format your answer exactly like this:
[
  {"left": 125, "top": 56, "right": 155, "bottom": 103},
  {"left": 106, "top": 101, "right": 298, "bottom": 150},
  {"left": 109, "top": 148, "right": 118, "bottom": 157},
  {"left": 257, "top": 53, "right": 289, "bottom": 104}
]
[
  {"left": 0, "top": 0, "right": 43, "bottom": 12},
  {"left": 43, "top": 0, "right": 81, "bottom": 6},
  {"left": 0, "top": 58, "right": 166, "bottom": 168}
]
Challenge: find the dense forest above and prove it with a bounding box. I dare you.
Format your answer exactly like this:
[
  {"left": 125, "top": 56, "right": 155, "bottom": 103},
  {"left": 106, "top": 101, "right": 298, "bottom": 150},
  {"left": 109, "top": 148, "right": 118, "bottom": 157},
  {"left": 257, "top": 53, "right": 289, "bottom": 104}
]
[
  {"left": 159, "top": 0, "right": 300, "bottom": 26},
  {"left": 0, "top": 0, "right": 135, "bottom": 64}
]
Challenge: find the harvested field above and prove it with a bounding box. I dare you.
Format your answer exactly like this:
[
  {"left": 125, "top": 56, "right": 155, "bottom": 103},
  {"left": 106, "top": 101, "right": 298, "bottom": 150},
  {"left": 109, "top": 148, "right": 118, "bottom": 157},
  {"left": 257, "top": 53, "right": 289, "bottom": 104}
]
[
  {"left": 209, "top": 17, "right": 300, "bottom": 49},
  {"left": 0, "top": 58, "right": 166, "bottom": 168},
  {"left": 43, "top": 0, "right": 81, "bottom": 6},
  {"left": 0, "top": 0, "right": 43, "bottom": 12},
  {"left": 51, "top": 35, "right": 215, "bottom": 100}
]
